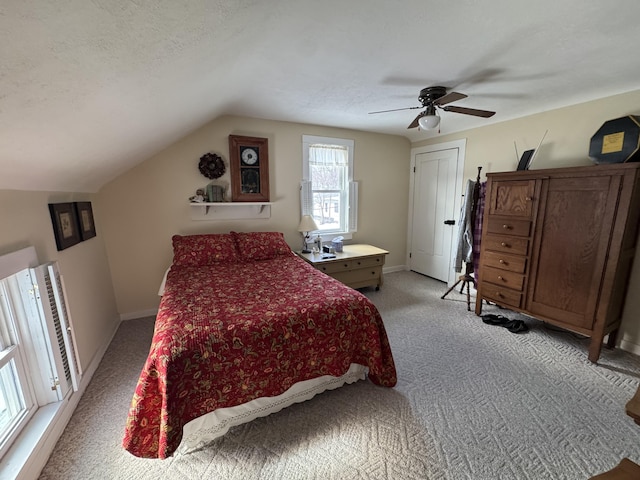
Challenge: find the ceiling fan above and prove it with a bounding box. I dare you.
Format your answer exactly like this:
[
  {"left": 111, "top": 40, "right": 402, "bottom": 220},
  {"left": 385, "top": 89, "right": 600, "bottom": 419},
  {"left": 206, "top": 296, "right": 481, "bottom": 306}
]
[{"left": 369, "top": 86, "right": 496, "bottom": 130}]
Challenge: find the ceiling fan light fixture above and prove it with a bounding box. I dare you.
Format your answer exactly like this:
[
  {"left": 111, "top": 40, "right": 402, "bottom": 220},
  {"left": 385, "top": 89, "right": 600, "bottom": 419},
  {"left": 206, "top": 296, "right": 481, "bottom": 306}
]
[{"left": 418, "top": 112, "right": 440, "bottom": 130}]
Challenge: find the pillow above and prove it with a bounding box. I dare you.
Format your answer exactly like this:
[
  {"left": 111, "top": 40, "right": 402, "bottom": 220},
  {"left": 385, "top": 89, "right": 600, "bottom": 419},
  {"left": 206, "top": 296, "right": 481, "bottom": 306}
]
[
  {"left": 171, "top": 234, "right": 239, "bottom": 266},
  {"left": 232, "top": 231, "right": 292, "bottom": 261}
]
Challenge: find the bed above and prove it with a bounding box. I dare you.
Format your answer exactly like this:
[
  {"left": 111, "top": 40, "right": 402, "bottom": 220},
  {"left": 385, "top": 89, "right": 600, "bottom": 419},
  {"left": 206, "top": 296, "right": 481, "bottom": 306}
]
[{"left": 122, "top": 232, "right": 397, "bottom": 459}]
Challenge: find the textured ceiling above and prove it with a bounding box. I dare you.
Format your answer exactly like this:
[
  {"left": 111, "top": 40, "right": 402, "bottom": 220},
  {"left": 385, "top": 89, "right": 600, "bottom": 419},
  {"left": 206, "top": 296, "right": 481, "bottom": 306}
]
[{"left": 3, "top": 0, "right": 640, "bottom": 192}]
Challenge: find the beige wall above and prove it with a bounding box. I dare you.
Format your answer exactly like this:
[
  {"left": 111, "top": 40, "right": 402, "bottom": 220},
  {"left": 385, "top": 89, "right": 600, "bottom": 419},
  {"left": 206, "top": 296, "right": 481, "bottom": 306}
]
[
  {"left": 98, "top": 115, "right": 411, "bottom": 316},
  {"left": 4, "top": 90, "right": 638, "bottom": 367},
  {"left": 414, "top": 88, "right": 640, "bottom": 352},
  {"left": 2, "top": 90, "right": 637, "bottom": 400},
  {"left": 0, "top": 190, "right": 120, "bottom": 370}
]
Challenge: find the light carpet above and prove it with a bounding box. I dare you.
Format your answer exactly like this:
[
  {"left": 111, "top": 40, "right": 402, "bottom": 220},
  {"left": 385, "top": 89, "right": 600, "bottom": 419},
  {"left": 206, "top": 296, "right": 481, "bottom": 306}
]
[{"left": 39, "top": 271, "right": 640, "bottom": 479}]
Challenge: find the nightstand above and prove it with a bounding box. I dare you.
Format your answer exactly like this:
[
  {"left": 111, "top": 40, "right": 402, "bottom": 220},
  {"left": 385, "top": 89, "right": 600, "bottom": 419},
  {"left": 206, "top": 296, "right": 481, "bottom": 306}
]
[{"left": 297, "top": 244, "right": 388, "bottom": 290}]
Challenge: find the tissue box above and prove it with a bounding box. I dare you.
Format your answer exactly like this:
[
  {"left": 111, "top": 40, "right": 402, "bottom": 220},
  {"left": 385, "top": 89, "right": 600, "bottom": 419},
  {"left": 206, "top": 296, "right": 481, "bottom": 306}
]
[{"left": 331, "top": 237, "right": 344, "bottom": 253}]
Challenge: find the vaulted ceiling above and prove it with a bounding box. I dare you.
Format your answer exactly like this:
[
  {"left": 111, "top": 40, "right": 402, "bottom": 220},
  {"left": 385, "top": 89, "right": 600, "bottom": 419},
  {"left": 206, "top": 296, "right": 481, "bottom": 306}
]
[{"left": 3, "top": 1, "right": 640, "bottom": 192}]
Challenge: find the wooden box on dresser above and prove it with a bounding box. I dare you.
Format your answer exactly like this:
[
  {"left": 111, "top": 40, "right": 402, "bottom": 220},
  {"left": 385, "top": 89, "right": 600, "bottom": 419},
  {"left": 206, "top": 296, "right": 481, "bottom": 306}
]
[{"left": 475, "top": 163, "right": 640, "bottom": 362}]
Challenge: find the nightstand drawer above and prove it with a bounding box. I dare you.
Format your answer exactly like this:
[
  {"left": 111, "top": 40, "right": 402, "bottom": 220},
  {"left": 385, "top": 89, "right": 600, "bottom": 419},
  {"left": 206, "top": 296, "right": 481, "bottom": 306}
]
[
  {"left": 351, "top": 255, "right": 385, "bottom": 269},
  {"left": 317, "top": 260, "right": 353, "bottom": 274},
  {"left": 332, "top": 267, "right": 382, "bottom": 287}
]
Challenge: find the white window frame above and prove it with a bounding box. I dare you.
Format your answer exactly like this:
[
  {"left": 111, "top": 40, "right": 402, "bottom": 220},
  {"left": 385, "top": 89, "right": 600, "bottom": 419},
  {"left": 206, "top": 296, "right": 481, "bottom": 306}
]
[
  {"left": 0, "top": 281, "right": 36, "bottom": 460},
  {"left": 301, "top": 135, "right": 358, "bottom": 241},
  {"left": 0, "top": 247, "right": 80, "bottom": 476},
  {"left": 0, "top": 248, "right": 39, "bottom": 460}
]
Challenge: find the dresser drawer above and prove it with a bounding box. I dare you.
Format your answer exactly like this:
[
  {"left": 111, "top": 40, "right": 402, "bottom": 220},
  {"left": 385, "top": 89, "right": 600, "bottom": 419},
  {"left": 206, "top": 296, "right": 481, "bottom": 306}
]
[
  {"left": 483, "top": 287, "right": 522, "bottom": 309},
  {"left": 317, "top": 260, "right": 353, "bottom": 274},
  {"left": 483, "top": 234, "right": 529, "bottom": 256},
  {"left": 486, "top": 217, "right": 532, "bottom": 237},
  {"left": 483, "top": 266, "right": 525, "bottom": 291},
  {"left": 351, "top": 255, "right": 385, "bottom": 269},
  {"left": 483, "top": 251, "right": 526, "bottom": 273},
  {"left": 332, "top": 267, "right": 382, "bottom": 287}
]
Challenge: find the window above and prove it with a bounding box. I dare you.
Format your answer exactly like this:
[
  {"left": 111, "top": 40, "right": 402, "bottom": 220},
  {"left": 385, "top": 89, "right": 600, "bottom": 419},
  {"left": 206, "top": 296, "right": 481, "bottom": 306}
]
[
  {"left": 0, "top": 275, "right": 36, "bottom": 458},
  {"left": 301, "top": 135, "right": 357, "bottom": 238},
  {"left": 0, "top": 247, "right": 79, "bottom": 463}
]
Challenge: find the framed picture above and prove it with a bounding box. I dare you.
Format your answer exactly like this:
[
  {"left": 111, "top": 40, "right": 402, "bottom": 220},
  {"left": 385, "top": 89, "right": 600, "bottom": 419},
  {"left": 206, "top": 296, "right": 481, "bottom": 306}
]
[
  {"left": 48, "top": 203, "right": 82, "bottom": 251},
  {"left": 75, "top": 201, "right": 97, "bottom": 240},
  {"left": 228, "top": 135, "right": 270, "bottom": 202}
]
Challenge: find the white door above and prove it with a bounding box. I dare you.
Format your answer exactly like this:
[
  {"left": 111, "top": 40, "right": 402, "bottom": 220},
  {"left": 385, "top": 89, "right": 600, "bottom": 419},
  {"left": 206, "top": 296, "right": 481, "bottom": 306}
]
[{"left": 409, "top": 146, "right": 462, "bottom": 283}]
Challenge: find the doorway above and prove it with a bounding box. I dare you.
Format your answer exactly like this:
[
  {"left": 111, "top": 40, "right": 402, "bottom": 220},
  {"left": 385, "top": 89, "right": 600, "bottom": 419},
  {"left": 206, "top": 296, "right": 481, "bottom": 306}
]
[{"left": 407, "top": 139, "right": 466, "bottom": 285}]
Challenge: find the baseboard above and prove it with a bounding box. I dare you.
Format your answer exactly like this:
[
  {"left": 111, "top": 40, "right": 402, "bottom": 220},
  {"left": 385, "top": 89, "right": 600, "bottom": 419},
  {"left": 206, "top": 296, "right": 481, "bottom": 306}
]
[
  {"left": 618, "top": 337, "right": 640, "bottom": 357},
  {"left": 120, "top": 308, "right": 158, "bottom": 321},
  {"left": 10, "top": 318, "right": 121, "bottom": 480},
  {"left": 383, "top": 264, "right": 407, "bottom": 274}
]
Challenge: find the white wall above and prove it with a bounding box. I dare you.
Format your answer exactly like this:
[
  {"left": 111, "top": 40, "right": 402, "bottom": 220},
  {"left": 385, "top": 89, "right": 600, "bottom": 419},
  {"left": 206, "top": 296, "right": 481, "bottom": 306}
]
[{"left": 3, "top": 90, "right": 639, "bottom": 361}]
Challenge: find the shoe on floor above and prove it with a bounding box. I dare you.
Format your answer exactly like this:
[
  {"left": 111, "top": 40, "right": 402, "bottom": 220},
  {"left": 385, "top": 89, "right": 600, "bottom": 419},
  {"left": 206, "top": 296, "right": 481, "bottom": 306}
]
[
  {"left": 505, "top": 319, "right": 528, "bottom": 333},
  {"left": 481, "top": 314, "right": 510, "bottom": 326}
]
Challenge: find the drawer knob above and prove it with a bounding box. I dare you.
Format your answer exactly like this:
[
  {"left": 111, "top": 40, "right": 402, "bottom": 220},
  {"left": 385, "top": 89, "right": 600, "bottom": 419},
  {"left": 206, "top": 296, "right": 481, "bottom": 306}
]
[
  {"left": 344, "top": 263, "right": 349, "bottom": 267},
  {"left": 502, "top": 224, "right": 510, "bottom": 230},
  {"left": 501, "top": 242, "right": 508, "bottom": 247},
  {"left": 499, "top": 259, "right": 505, "bottom": 264},
  {"left": 496, "top": 292, "right": 503, "bottom": 297},
  {"left": 371, "top": 271, "right": 376, "bottom": 276},
  {"left": 526, "top": 196, "right": 532, "bottom": 201},
  {"left": 357, "top": 261, "right": 361, "bottom": 265},
  {"left": 498, "top": 276, "right": 503, "bottom": 280}
]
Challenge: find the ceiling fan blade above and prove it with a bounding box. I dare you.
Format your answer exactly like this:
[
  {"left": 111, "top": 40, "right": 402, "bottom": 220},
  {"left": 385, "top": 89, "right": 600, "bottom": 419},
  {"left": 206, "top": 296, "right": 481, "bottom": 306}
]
[
  {"left": 407, "top": 111, "right": 425, "bottom": 129},
  {"left": 442, "top": 105, "right": 496, "bottom": 118},
  {"left": 434, "top": 91, "right": 467, "bottom": 106},
  {"left": 369, "top": 106, "right": 421, "bottom": 114}
]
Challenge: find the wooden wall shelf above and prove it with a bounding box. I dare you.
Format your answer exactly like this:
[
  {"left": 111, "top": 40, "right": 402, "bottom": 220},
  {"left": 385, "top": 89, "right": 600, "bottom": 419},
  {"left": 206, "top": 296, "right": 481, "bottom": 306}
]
[{"left": 189, "top": 202, "right": 271, "bottom": 221}]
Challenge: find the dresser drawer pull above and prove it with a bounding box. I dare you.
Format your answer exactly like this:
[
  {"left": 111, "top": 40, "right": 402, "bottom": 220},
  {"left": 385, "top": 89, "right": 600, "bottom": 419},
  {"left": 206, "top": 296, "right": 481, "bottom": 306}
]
[
  {"left": 501, "top": 242, "right": 508, "bottom": 247},
  {"left": 503, "top": 224, "right": 511, "bottom": 230},
  {"left": 343, "top": 263, "right": 349, "bottom": 268},
  {"left": 525, "top": 196, "right": 532, "bottom": 201},
  {"left": 496, "top": 292, "right": 503, "bottom": 297},
  {"left": 499, "top": 259, "right": 505, "bottom": 264},
  {"left": 497, "top": 276, "right": 503, "bottom": 281}
]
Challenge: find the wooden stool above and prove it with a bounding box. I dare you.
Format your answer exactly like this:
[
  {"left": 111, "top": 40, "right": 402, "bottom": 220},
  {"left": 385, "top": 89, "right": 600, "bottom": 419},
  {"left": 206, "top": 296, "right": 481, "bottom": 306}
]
[
  {"left": 589, "top": 458, "right": 640, "bottom": 479},
  {"left": 625, "top": 384, "right": 640, "bottom": 425},
  {"left": 441, "top": 263, "right": 475, "bottom": 311},
  {"left": 589, "top": 385, "right": 640, "bottom": 479}
]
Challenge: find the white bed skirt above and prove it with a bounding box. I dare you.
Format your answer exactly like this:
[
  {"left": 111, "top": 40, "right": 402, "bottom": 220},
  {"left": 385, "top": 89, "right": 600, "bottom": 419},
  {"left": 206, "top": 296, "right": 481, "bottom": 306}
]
[{"left": 176, "top": 363, "right": 368, "bottom": 455}]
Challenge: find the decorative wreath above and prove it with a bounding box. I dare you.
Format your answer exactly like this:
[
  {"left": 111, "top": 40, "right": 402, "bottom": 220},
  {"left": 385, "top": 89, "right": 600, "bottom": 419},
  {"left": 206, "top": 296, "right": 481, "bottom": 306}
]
[{"left": 198, "top": 153, "right": 226, "bottom": 179}]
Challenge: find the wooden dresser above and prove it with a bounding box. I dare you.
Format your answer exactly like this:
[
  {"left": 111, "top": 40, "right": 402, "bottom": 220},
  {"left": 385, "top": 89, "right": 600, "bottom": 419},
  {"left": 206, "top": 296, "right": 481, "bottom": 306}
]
[
  {"left": 297, "top": 244, "right": 388, "bottom": 290},
  {"left": 475, "top": 163, "right": 640, "bottom": 362}
]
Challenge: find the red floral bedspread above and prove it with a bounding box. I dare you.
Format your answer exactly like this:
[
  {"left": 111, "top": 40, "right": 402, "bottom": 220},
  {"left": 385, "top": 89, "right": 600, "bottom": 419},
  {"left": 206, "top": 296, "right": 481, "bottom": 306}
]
[{"left": 122, "top": 254, "right": 397, "bottom": 458}]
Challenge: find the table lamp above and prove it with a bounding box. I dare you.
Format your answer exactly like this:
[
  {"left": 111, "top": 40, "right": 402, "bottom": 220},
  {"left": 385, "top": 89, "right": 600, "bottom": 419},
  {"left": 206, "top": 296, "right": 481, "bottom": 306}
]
[{"left": 297, "top": 215, "right": 319, "bottom": 253}]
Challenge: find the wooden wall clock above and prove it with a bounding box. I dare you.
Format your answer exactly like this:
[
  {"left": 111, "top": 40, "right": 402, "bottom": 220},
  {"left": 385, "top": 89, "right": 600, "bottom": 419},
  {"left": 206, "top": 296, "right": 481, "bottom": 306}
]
[{"left": 228, "top": 135, "right": 270, "bottom": 202}]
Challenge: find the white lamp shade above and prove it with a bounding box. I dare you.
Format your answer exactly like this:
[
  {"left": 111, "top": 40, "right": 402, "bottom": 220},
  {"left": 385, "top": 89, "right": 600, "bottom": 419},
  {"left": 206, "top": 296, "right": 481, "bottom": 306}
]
[
  {"left": 418, "top": 114, "right": 440, "bottom": 130},
  {"left": 297, "top": 214, "right": 318, "bottom": 232}
]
